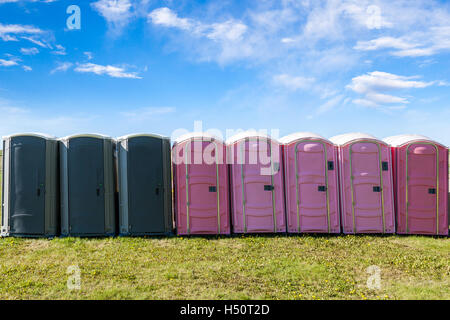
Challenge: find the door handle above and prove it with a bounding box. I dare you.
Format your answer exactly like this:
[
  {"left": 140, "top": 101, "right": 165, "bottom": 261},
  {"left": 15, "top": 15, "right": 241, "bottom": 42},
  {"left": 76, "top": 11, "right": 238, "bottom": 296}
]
[
  {"left": 428, "top": 188, "right": 436, "bottom": 194},
  {"left": 37, "top": 188, "right": 41, "bottom": 197},
  {"left": 96, "top": 188, "right": 100, "bottom": 196},
  {"left": 373, "top": 186, "right": 381, "bottom": 192},
  {"left": 264, "top": 185, "right": 274, "bottom": 191},
  {"left": 209, "top": 186, "right": 217, "bottom": 192},
  {"left": 327, "top": 161, "right": 334, "bottom": 170},
  {"left": 318, "top": 186, "right": 327, "bottom": 192}
]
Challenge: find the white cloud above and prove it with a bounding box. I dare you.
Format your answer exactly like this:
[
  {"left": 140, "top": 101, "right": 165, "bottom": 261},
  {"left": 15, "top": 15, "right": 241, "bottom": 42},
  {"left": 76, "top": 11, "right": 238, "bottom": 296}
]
[
  {"left": 50, "top": 62, "right": 73, "bottom": 74},
  {"left": 348, "top": 71, "right": 432, "bottom": 93},
  {"left": 148, "top": 7, "right": 250, "bottom": 64},
  {"left": 148, "top": 7, "right": 248, "bottom": 42},
  {"left": 148, "top": 7, "right": 193, "bottom": 30},
  {"left": 281, "top": 37, "right": 296, "bottom": 44},
  {"left": 91, "top": 0, "right": 133, "bottom": 34},
  {"left": 348, "top": 71, "right": 434, "bottom": 107},
  {"left": 0, "top": 58, "right": 18, "bottom": 66},
  {"left": 22, "top": 65, "right": 32, "bottom": 71},
  {"left": 144, "top": 1, "right": 450, "bottom": 67},
  {"left": 74, "top": 63, "right": 142, "bottom": 79},
  {"left": 20, "top": 47, "right": 39, "bottom": 55},
  {"left": 272, "top": 74, "right": 315, "bottom": 91}
]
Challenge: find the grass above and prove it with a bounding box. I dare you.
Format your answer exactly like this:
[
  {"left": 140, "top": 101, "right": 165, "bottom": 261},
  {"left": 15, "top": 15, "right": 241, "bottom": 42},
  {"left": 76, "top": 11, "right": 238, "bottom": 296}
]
[{"left": 0, "top": 234, "right": 448, "bottom": 300}]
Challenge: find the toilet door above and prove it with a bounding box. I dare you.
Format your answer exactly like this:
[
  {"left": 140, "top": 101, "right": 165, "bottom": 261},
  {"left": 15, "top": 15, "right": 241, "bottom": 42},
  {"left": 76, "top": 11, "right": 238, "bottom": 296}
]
[
  {"left": 295, "top": 141, "right": 329, "bottom": 232},
  {"left": 350, "top": 142, "right": 385, "bottom": 233},
  {"left": 10, "top": 136, "right": 46, "bottom": 235},
  {"left": 406, "top": 143, "right": 438, "bottom": 234}
]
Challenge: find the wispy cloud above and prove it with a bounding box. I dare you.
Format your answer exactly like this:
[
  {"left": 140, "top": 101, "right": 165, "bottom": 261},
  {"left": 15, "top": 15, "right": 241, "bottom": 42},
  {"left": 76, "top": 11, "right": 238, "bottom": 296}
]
[
  {"left": 20, "top": 47, "right": 39, "bottom": 55},
  {"left": 21, "top": 36, "right": 49, "bottom": 48},
  {"left": 74, "top": 63, "right": 142, "bottom": 79},
  {"left": 354, "top": 28, "right": 450, "bottom": 57},
  {"left": 84, "top": 51, "right": 93, "bottom": 60},
  {"left": 51, "top": 44, "right": 66, "bottom": 55},
  {"left": 0, "top": 23, "right": 43, "bottom": 41},
  {"left": 50, "top": 61, "right": 73, "bottom": 74},
  {"left": 272, "top": 74, "right": 315, "bottom": 91},
  {"left": 317, "top": 95, "right": 345, "bottom": 114}
]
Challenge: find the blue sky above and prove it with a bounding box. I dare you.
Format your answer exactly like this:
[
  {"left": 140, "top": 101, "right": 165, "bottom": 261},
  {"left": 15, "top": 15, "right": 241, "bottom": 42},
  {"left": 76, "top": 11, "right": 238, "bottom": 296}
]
[{"left": 0, "top": 0, "right": 449, "bottom": 145}]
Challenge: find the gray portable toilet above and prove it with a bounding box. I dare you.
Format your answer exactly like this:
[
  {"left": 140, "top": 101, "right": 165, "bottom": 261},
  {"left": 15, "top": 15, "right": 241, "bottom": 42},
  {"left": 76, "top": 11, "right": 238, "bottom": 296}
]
[
  {"left": 1, "top": 133, "right": 59, "bottom": 237},
  {"left": 116, "top": 134, "right": 173, "bottom": 235},
  {"left": 59, "top": 134, "right": 115, "bottom": 236}
]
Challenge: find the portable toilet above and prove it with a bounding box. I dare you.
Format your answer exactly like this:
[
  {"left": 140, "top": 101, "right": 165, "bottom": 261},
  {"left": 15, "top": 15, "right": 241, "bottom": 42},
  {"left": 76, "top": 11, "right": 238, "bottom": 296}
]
[
  {"left": 227, "top": 132, "right": 286, "bottom": 233},
  {"left": 384, "top": 135, "right": 448, "bottom": 235},
  {"left": 280, "top": 132, "right": 340, "bottom": 233},
  {"left": 59, "top": 134, "right": 116, "bottom": 236},
  {"left": 116, "top": 134, "right": 173, "bottom": 236},
  {"left": 172, "top": 133, "right": 230, "bottom": 235},
  {"left": 330, "top": 133, "right": 395, "bottom": 234},
  {"left": 1, "top": 133, "right": 59, "bottom": 237}
]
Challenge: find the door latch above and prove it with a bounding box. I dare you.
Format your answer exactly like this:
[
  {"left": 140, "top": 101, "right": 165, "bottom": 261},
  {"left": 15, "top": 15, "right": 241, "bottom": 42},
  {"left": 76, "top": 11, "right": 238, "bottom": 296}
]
[
  {"left": 373, "top": 186, "right": 381, "bottom": 192},
  {"left": 264, "top": 185, "right": 274, "bottom": 191},
  {"left": 428, "top": 188, "right": 436, "bottom": 194},
  {"left": 209, "top": 186, "right": 217, "bottom": 192},
  {"left": 318, "top": 186, "right": 327, "bottom": 192}
]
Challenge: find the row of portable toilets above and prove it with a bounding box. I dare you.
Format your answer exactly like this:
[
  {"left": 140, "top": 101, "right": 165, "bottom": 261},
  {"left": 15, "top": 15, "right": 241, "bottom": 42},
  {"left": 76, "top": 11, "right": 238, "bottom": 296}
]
[{"left": 1, "top": 132, "right": 448, "bottom": 237}]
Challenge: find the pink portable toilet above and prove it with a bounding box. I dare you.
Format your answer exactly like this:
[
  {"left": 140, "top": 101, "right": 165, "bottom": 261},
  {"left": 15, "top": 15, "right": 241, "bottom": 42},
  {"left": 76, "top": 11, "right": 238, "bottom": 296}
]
[
  {"left": 280, "top": 133, "right": 340, "bottom": 233},
  {"left": 330, "top": 133, "right": 395, "bottom": 234},
  {"left": 384, "top": 135, "right": 448, "bottom": 236},
  {"left": 227, "top": 132, "right": 286, "bottom": 233},
  {"left": 172, "top": 133, "right": 230, "bottom": 235}
]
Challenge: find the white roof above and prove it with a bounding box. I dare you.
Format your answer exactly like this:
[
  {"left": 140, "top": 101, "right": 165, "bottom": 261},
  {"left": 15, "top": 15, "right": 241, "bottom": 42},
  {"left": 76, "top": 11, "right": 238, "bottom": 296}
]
[
  {"left": 329, "top": 132, "right": 381, "bottom": 146},
  {"left": 116, "top": 133, "right": 168, "bottom": 142},
  {"left": 279, "top": 132, "right": 332, "bottom": 144},
  {"left": 59, "top": 133, "right": 112, "bottom": 141},
  {"left": 383, "top": 134, "right": 446, "bottom": 147},
  {"left": 2, "top": 132, "right": 56, "bottom": 140},
  {"left": 173, "top": 132, "right": 224, "bottom": 145},
  {"left": 226, "top": 131, "right": 277, "bottom": 144}
]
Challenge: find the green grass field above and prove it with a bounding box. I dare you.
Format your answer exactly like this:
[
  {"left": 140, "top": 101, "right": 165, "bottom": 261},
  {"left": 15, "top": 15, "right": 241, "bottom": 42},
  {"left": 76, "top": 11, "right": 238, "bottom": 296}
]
[
  {"left": 0, "top": 235, "right": 448, "bottom": 300},
  {"left": 0, "top": 150, "right": 448, "bottom": 300}
]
